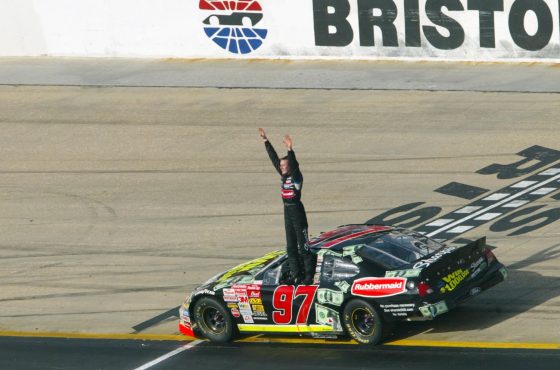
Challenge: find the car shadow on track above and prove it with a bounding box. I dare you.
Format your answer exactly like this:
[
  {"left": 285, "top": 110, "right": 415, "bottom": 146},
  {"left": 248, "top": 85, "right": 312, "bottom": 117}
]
[{"left": 385, "top": 244, "right": 560, "bottom": 342}]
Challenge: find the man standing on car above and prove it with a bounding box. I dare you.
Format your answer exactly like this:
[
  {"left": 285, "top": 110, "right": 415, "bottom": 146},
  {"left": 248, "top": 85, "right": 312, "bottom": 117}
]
[{"left": 259, "top": 128, "right": 314, "bottom": 285}]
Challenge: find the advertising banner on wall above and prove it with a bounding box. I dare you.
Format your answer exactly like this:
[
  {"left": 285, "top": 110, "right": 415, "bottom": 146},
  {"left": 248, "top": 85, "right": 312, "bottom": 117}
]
[{"left": 1, "top": 0, "right": 560, "bottom": 62}]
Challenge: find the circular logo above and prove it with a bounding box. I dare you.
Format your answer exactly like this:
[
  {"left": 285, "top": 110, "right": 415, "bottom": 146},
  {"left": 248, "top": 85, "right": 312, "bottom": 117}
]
[{"left": 199, "top": 0, "right": 268, "bottom": 55}]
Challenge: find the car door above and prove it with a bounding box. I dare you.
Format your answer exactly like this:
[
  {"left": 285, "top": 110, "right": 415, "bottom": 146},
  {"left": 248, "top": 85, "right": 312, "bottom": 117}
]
[
  {"left": 258, "top": 258, "right": 320, "bottom": 333},
  {"left": 313, "top": 252, "right": 361, "bottom": 333}
]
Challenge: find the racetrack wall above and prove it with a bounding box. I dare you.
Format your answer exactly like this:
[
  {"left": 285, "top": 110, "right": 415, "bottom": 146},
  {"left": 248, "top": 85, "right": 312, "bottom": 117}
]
[{"left": 2, "top": 0, "right": 560, "bottom": 62}]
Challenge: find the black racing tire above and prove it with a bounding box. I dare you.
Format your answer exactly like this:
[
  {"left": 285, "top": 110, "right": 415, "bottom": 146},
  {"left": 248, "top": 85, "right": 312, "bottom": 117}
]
[
  {"left": 193, "top": 297, "right": 236, "bottom": 343},
  {"left": 342, "top": 299, "right": 383, "bottom": 345}
]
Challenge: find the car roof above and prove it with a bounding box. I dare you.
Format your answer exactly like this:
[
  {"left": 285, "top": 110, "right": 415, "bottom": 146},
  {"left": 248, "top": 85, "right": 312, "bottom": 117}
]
[{"left": 307, "top": 224, "right": 393, "bottom": 251}]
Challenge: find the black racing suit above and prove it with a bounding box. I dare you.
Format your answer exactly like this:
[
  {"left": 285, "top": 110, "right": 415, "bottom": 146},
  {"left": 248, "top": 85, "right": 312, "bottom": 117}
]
[{"left": 265, "top": 141, "right": 315, "bottom": 282}]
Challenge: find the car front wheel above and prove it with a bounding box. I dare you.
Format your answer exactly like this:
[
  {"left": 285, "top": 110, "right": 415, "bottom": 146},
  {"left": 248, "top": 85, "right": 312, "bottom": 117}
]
[
  {"left": 193, "top": 297, "right": 236, "bottom": 343},
  {"left": 342, "top": 299, "right": 383, "bottom": 345}
]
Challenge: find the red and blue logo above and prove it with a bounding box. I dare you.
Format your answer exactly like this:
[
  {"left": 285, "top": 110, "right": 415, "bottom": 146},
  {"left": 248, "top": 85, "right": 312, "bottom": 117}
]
[{"left": 199, "top": 0, "right": 268, "bottom": 55}]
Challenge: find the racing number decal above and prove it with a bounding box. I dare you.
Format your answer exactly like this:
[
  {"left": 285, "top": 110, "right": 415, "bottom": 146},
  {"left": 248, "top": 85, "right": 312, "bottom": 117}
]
[
  {"left": 272, "top": 285, "right": 318, "bottom": 325},
  {"left": 272, "top": 285, "right": 293, "bottom": 324},
  {"left": 294, "top": 285, "right": 318, "bottom": 324}
]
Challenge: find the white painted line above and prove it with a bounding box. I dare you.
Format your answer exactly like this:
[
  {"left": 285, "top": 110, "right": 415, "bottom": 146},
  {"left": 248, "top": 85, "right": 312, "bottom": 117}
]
[
  {"left": 447, "top": 225, "right": 474, "bottom": 234},
  {"left": 426, "top": 219, "right": 454, "bottom": 227},
  {"left": 427, "top": 173, "right": 560, "bottom": 237},
  {"left": 133, "top": 340, "right": 203, "bottom": 370},
  {"left": 482, "top": 193, "right": 510, "bottom": 201},
  {"left": 455, "top": 206, "right": 482, "bottom": 214},
  {"left": 474, "top": 213, "right": 502, "bottom": 221},
  {"left": 539, "top": 168, "right": 560, "bottom": 176},
  {"left": 503, "top": 200, "right": 529, "bottom": 208},
  {"left": 530, "top": 187, "right": 557, "bottom": 195},
  {"left": 510, "top": 180, "right": 538, "bottom": 188}
]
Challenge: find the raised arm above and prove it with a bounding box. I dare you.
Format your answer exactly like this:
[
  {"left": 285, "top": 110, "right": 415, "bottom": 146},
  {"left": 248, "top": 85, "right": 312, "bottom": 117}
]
[
  {"left": 283, "top": 134, "right": 301, "bottom": 175},
  {"left": 259, "top": 128, "right": 281, "bottom": 174}
]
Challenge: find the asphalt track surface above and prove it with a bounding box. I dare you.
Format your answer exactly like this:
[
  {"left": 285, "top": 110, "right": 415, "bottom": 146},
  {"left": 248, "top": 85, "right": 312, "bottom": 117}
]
[
  {"left": 2, "top": 336, "right": 560, "bottom": 370},
  {"left": 0, "top": 58, "right": 559, "bottom": 369}
]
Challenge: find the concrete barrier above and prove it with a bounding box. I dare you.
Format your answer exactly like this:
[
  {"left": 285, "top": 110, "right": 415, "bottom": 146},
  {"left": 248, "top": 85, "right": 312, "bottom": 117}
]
[{"left": 1, "top": 0, "right": 559, "bottom": 61}]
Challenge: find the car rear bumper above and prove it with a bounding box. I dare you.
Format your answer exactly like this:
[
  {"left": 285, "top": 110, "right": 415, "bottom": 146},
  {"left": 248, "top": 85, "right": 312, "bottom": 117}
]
[{"left": 416, "top": 263, "right": 508, "bottom": 320}]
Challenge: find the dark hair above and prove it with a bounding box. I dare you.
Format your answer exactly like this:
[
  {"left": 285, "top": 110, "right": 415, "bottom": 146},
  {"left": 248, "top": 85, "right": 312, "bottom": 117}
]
[{"left": 280, "top": 156, "right": 288, "bottom": 161}]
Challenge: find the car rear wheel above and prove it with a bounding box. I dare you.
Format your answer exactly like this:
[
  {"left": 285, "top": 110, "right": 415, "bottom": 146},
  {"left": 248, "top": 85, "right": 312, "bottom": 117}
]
[
  {"left": 193, "top": 297, "right": 236, "bottom": 343},
  {"left": 342, "top": 299, "right": 383, "bottom": 345}
]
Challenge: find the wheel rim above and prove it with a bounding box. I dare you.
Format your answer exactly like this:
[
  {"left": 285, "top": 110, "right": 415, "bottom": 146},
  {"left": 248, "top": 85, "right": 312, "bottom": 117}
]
[
  {"left": 202, "top": 307, "right": 226, "bottom": 334},
  {"left": 351, "top": 308, "right": 375, "bottom": 336}
]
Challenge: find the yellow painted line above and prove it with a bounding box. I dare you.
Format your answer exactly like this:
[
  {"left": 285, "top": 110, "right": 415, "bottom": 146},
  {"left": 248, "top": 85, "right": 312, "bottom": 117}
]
[
  {"left": 239, "top": 336, "right": 560, "bottom": 350},
  {"left": 384, "top": 339, "right": 560, "bottom": 350},
  {"left": 0, "top": 330, "right": 558, "bottom": 350},
  {"left": 0, "top": 330, "right": 195, "bottom": 342}
]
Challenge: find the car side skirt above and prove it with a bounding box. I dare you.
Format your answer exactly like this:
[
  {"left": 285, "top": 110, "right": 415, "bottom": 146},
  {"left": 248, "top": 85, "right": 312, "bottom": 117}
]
[{"left": 238, "top": 324, "right": 334, "bottom": 333}]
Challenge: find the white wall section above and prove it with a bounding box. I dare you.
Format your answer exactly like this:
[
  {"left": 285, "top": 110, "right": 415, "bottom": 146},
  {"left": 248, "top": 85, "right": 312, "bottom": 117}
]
[{"left": 1, "top": 0, "right": 559, "bottom": 62}]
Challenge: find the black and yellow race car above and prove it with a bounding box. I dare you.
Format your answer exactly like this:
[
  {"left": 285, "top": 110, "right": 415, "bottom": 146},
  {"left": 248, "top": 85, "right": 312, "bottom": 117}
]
[{"left": 179, "top": 224, "right": 507, "bottom": 344}]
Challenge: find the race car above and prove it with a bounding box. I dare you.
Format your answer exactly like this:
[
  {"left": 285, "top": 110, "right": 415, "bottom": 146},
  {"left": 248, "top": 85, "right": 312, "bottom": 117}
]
[
  {"left": 203, "top": 12, "right": 263, "bottom": 27},
  {"left": 179, "top": 224, "right": 507, "bottom": 344}
]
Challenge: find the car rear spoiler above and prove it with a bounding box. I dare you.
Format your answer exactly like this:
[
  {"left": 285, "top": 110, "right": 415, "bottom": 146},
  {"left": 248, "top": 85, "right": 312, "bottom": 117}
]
[{"left": 414, "top": 237, "right": 487, "bottom": 271}]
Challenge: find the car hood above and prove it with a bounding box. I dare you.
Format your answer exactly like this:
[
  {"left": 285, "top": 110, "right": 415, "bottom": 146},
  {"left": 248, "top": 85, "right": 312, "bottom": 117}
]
[{"left": 206, "top": 250, "right": 285, "bottom": 291}]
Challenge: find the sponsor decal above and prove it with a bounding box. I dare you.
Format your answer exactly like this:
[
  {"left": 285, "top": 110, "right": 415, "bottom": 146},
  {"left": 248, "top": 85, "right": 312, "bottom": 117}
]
[
  {"left": 249, "top": 290, "right": 261, "bottom": 298},
  {"left": 179, "top": 306, "right": 190, "bottom": 319},
  {"left": 249, "top": 298, "right": 262, "bottom": 305},
  {"left": 413, "top": 247, "right": 456, "bottom": 269},
  {"left": 385, "top": 269, "right": 422, "bottom": 278},
  {"left": 380, "top": 303, "right": 416, "bottom": 317},
  {"left": 281, "top": 189, "right": 295, "bottom": 199},
  {"left": 470, "top": 262, "right": 487, "bottom": 279},
  {"left": 238, "top": 295, "right": 250, "bottom": 304},
  {"left": 252, "top": 310, "right": 268, "bottom": 318},
  {"left": 223, "top": 288, "right": 235, "bottom": 296},
  {"left": 200, "top": 0, "right": 268, "bottom": 55},
  {"left": 419, "top": 300, "right": 449, "bottom": 318},
  {"left": 223, "top": 295, "right": 238, "bottom": 302},
  {"left": 342, "top": 245, "right": 364, "bottom": 264},
  {"left": 470, "top": 257, "right": 484, "bottom": 271},
  {"left": 334, "top": 280, "right": 351, "bottom": 293},
  {"left": 227, "top": 303, "right": 238, "bottom": 309},
  {"left": 315, "top": 303, "right": 343, "bottom": 332},
  {"left": 238, "top": 302, "right": 251, "bottom": 311},
  {"left": 469, "top": 257, "right": 487, "bottom": 279},
  {"left": 316, "top": 288, "right": 344, "bottom": 306},
  {"left": 193, "top": 289, "right": 215, "bottom": 296},
  {"left": 242, "top": 314, "right": 254, "bottom": 324},
  {"left": 232, "top": 284, "right": 262, "bottom": 290},
  {"left": 351, "top": 277, "right": 407, "bottom": 298},
  {"left": 234, "top": 288, "right": 247, "bottom": 295},
  {"left": 231, "top": 308, "right": 241, "bottom": 318},
  {"left": 251, "top": 304, "right": 265, "bottom": 312},
  {"left": 440, "top": 268, "right": 470, "bottom": 293}
]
